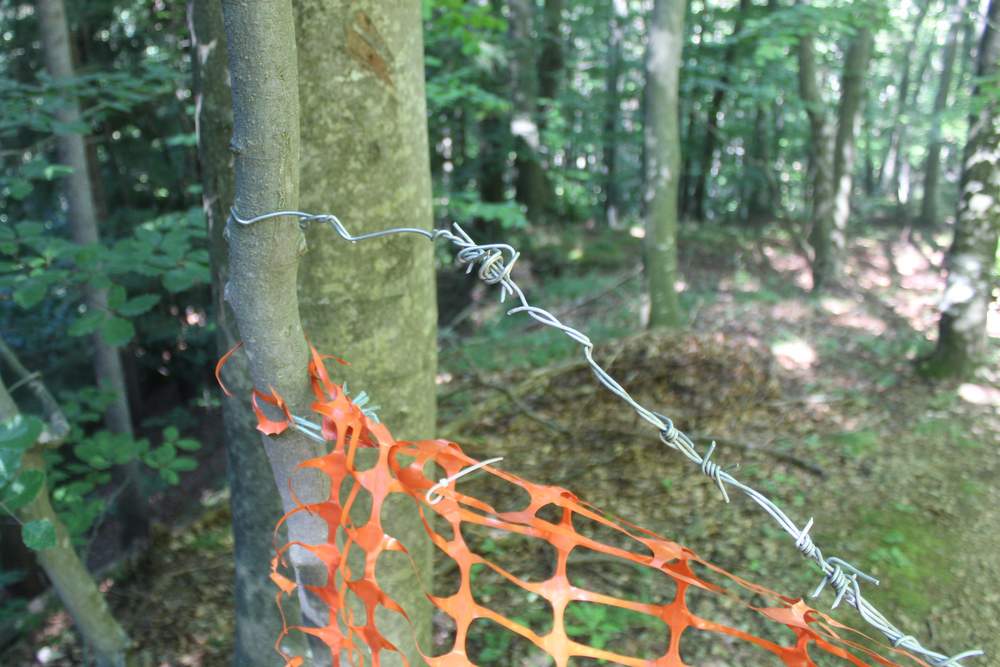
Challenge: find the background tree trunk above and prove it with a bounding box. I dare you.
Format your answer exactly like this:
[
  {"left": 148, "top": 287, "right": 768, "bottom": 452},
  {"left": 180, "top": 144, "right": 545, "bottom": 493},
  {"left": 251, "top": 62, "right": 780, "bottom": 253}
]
[
  {"left": 690, "top": 0, "right": 750, "bottom": 222},
  {"left": 879, "top": 0, "right": 930, "bottom": 196},
  {"left": 644, "top": 0, "right": 686, "bottom": 328},
  {"left": 189, "top": 2, "right": 290, "bottom": 664},
  {"left": 293, "top": 1, "right": 438, "bottom": 663},
  {"left": 921, "top": 0, "right": 998, "bottom": 378},
  {"left": 919, "top": 0, "right": 967, "bottom": 228},
  {"left": 510, "top": 0, "right": 555, "bottom": 224},
  {"left": 35, "top": 0, "right": 147, "bottom": 549},
  {"left": 602, "top": 0, "right": 627, "bottom": 228},
  {"left": 798, "top": 31, "right": 837, "bottom": 290},
  {"left": 830, "top": 27, "right": 874, "bottom": 255}
]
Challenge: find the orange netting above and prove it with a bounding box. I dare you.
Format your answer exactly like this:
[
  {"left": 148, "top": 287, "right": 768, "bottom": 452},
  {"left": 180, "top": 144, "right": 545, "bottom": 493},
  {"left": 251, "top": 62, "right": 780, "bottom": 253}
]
[{"left": 238, "top": 348, "right": 921, "bottom": 667}]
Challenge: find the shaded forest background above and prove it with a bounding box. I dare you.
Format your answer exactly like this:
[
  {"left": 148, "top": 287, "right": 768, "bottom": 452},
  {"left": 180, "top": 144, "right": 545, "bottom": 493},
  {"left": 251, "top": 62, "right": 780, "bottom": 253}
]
[{"left": 0, "top": 0, "right": 998, "bottom": 665}]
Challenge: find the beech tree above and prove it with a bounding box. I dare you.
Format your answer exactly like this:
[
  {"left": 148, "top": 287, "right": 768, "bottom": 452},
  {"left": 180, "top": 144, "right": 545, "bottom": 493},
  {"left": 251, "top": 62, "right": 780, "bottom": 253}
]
[
  {"left": 644, "top": 0, "right": 686, "bottom": 328},
  {"left": 294, "top": 0, "right": 438, "bottom": 660},
  {"left": 921, "top": 0, "right": 999, "bottom": 378},
  {"left": 189, "top": 0, "right": 288, "bottom": 663}
]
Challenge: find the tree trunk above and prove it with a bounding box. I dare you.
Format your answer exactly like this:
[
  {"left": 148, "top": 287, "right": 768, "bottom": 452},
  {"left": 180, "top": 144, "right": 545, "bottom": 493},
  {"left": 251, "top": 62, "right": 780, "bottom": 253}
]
[
  {"left": 830, "top": 27, "right": 873, "bottom": 254},
  {"left": 919, "top": 0, "right": 967, "bottom": 228},
  {"left": 188, "top": 2, "right": 291, "bottom": 664},
  {"left": 603, "top": 0, "right": 627, "bottom": 227},
  {"left": 509, "top": 0, "right": 555, "bottom": 224},
  {"left": 538, "top": 0, "right": 564, "bottom": 105},
  {"left": 644, "top": 0, "right": 686, "bottom": 328},
  {"left": 879, "top": 0, "right": 930, "bottom": 196},
  {"left": 798, "top": 31, "right": 837, "bottom": 291},
  {"left": 35, "top": 0, "right": 147, "bottom": 549},
  {"left": 893, "top": 38, "right": 936, "bottom": 204},
  {"left": 921, "top": 0, "right": 999, "bottom": 379},
  {"left": 0, "top": 372, "right": 133, "bottom": 667},
  {"left": 690, "top": 0, "right": 750, "bottom": 222},
  {"left": 293, "top": 1, "right": 438, "bottom": 663},
  {"left": 220, "top": 0, "right": 337, "bottom": 663}
]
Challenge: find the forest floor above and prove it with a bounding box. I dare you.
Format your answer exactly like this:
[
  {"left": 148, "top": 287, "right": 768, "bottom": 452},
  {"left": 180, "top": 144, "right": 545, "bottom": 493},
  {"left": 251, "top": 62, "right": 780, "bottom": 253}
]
[{"left": 3, "top": 222, "right": 998, "bottom": 666}]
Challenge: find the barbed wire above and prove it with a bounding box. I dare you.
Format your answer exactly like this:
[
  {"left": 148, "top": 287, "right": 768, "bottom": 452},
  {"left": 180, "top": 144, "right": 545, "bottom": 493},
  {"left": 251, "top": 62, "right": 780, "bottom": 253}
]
[{"left": 231, "top": 208, "right": 983, "bottom": 666}]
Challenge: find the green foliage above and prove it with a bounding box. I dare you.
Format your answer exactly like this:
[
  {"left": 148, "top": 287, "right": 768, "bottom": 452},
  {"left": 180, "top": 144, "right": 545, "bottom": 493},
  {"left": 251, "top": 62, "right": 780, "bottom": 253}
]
[
  {"left": 0, "top": 415, "right": 43, "bottom": 483},
  {"left": 21, "top": 519, "right": 56, "bottom": 551}
]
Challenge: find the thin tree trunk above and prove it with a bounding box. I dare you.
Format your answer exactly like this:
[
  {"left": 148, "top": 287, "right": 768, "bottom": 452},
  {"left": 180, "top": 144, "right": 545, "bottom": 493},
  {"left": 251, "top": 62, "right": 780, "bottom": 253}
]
[
  {"left": 188, "top": 2, "right": 290, "bottom": 664},
  {"left": 798, "top": 31, "right": 837, "bottom": 290},
  {"left": 920, "top": 0, "right": 967, "bottom": 228},
  {"left": 293, "top": 2, "right": 438, "bottom": 663},
  {"left": 538, "top": 0, "right": 564, "bottom": 105},
  {"left": 644, "top": 0, "right": 686, "bottom": 328},
  {"left": 220, "top": 0, "right": 335, "bottom": 664},
  {"left": 921, "top": 0, "right": 999, "bottom": 378},
  {"left": 691, "top": 0, "right": 750, "bottom": 221},
  {"left": 879, "top": 0, "right": 930, "bottom": 195},
  {"left": 830, "top": 27, "right": 873, "bottom": 253},
  {"left": 603, "top": 0, "right": 627, "bottom": 227},
  {"left": 0, "top": 367, "right": 133, "bottom": 667},
  {"left": 893, "top": 38, "right": 937, "bottom": 204},
  {"left": 35, "top": 0, "right": 147, "bottom": 549}
]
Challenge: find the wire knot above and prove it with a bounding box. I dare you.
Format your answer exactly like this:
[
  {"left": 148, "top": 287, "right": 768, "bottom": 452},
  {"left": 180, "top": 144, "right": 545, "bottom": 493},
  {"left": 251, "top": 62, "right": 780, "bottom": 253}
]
[
  {"left": 425, "top": 457, "right": 504, "bottom": 506},
  {"left": 700, "top": 442, "right": 730, "bottom": 503},
  {"left": 812, "top": 557, "right": 878, "bottom": 610},
  {"left": 658, "top": 415, "right": 679, "bottom": 444}
]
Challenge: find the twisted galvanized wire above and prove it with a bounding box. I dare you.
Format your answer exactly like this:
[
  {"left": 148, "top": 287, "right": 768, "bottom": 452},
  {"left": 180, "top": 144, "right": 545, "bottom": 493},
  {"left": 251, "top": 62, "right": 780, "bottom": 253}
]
[{"left": 231, "top": 208, "right": 983, "bottom": 666}]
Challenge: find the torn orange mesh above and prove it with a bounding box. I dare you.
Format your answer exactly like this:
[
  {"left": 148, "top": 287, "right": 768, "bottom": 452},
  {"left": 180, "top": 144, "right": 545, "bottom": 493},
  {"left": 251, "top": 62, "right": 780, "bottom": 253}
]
[{"left": 248, "top": 349, "right": 920, "bottom": 667}]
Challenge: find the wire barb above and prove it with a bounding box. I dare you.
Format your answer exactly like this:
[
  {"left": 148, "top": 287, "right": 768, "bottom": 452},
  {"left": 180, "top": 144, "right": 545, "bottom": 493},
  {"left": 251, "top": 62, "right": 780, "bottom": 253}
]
[{"left": 229, "top": 207, "right": 983, "bottom": 666}]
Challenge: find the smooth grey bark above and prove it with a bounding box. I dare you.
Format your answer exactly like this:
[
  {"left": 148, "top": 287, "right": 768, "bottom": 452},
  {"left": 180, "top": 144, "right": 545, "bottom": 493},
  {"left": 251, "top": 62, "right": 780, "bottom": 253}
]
[
  {"left": 188, "top": 2, "right": 289, "bottom": 664},
  {"left": 919, "top": 0, "right": 967, "bottom": 228},
  {"left": 35, "top": 0, "right": 147, "bottom": 548},
  {"left": 293, "top": 1, "right": 438, "bottom": 663},
  {"left": 0, "top": 358, "right": 133, "bottom": 667},
  {"left": 644, "top": 0, "right": 686, "bottom": 328},
  {"left": 220, "top": 0, "right": 333, "bottom": 663},
  {"left": 922, "top": 0, "right": 999, "bottom": 378}
]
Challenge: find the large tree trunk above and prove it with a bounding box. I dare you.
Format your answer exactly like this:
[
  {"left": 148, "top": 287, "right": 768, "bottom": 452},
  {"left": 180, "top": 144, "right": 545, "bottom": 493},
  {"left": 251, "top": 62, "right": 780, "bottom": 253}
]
[
  {"left": 0, "top": 368, "right": 133, "bottom": 667},
  {"left": 35, "top": 0, "right": 147, "bottom": 549},
  {"left": 538, "top": 0, "right": 564, "bottom": 105},
  {"left": 921, "top": 0, "right": 999, "bottom": 379},
  {"left": 293, "top": 1, "right": 438, "bottom": 663},
  {"left": 188, "top": 2, "right": 290, "bottom": 664},
  {"left": 602, "top": 0, "right": 627, "bottom": 227},
  {"left": 919, "top": 0, "right": 967, "bottom": 228},
  {"left": 690, "top": 0, "right": 750, "bottom": 222},
  {"left": 220, "top": 0, "right": 334, "bottom": 663},
  {"left": 644, "top": 0, "right": 686, "bottom": 328}
]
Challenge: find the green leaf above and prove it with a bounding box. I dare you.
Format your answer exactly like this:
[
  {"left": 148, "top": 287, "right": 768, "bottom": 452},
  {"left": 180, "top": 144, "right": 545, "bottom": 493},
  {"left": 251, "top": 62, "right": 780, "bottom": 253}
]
[
  {"left": 99, "top": 317, "right": 134, "bottom": 347},
  {"left": 68, "top": 310, "right": 104, "bottom": 337},
  {"left": 21, "top": 519, "right": 56, "bottom": 550},
  {"left": 106, "top": 284, "right": 126, "bottom": 310},
  {"left": 163, "top": 268, "right": 195, "bottom": 293},
  {"left": 1, "top": 470, "right": 44, "bottom": 511},
  {"left": 0, "top": 415, "right": 43, "bottom": 453},
  {"left": 159, "top": 469, "right": 180, "bottom": 485},
  {"left": 117, "top": 294, "right": 160, "bottom": 316},
  {"left": 175, "top": 438, "right": 200, "bottom": 452},
  {"left": 170, "top": 456, "right": 197, "bottom": 472},
  {"left": 8, "top": 179, "right": 32, "bottom": 200},
  {"left": 162, "top": 426, "right": 179, "bottom": 442},
  {"left": 13, "top": 282, "right": 46, "bottom": 309}
]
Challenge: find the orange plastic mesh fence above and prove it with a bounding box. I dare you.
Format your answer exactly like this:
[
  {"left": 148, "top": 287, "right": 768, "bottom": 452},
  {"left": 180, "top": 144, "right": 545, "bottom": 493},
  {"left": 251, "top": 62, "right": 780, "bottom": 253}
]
[{"left": 242, "top": 349, "right": 920, "bottom": 667}]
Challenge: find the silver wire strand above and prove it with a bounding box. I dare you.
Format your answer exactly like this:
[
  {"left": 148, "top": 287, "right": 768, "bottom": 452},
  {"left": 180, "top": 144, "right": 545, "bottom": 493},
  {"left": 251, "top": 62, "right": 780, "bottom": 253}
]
[{"left": 231, "top": 207, "right": 982, "bottom": 666}]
